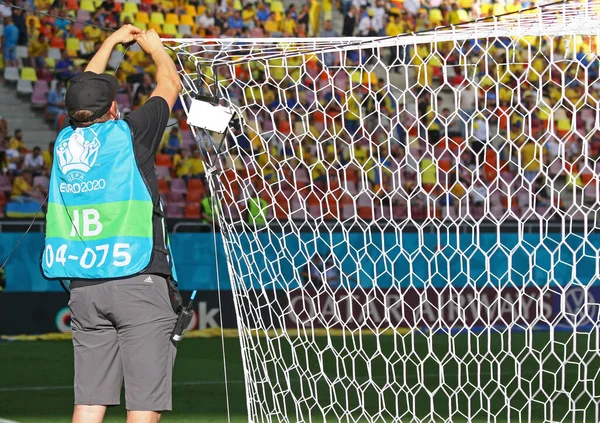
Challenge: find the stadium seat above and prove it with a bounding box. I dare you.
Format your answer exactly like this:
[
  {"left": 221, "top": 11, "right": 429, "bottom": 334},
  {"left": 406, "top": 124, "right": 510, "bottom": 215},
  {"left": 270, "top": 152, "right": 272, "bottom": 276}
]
[
  {"left": 120, "top": 11, "right": 136, "bottom": 23},
  {"left": 44, "top": 57, "right": 56, "bottom": 69},
  {"left": 148, "top": 22, "right": 162, "bottom": 33},
  {"left": 16, "top": 45, "right": 28, "bottom": 59},
  {"left": 66, "top": 38, "right": 80, "bottom": 55},
  {"left": 70, "top": 22, "right": 85, "bottom": 38},
  {"left": 429, "top": 8, "right": 443, "bottom": 26},
  {"left": 134, "top": 21, "right": 147, "bottom": 30},
  {"left": 31, "top": 80, "right": 49, "bottom": 108},
  {"left": 181, "top": 130, "right": 195, "bottom": 150},
  {"left": 161, "top": 23, "right": 178, "bottom": 36},
  {"left": 150, "top": 12, "right": 165, "bottom": 24},
  {"left": 33, "top": 176, "right": 50, "bottom": 190},
  {"left": 493, "top": 4, "right": 505, "bottom": 15},
  {"left": 170, "top": 178, "right": 187, "bottom": 195},
  {"left": 166, "top": 203, "right": 184, "bottom": 218},
  {"left": 165, "top": 13, "right": 179, "bottom": 25},
  {"left": 123, "top": 2, "right": 139, "bottom": 13},
  {"left": 168, "top": 191, "right": 185, "bottom": 207},
  {"left": 184, "top": 202, "right": 201, "bottom": 219},
  {"left": 50, "top": 37, "right": 65, "bottom": 49},
  {"left": 456, "top": 9, "right": 469, "bottom": 22},
  {"left": 480, "top": 3, "right": 492, "bottom": 15},
  {"left": 0, "top": 175, "right": 11, "bottom": 193},
  {"left": 161, "top": 0, "right": 174, "bottom": 9},
  {"left": 188, "top": 178, "right": 205, "bottom": 194},
  {"left": 135, "top": 11, "right": 149, "bottom": 23},
  {"left": 270, "top": 1, "right": 285, "bottom": 13},
  {"left": 20, "top": 67, "right": 37, "bottom": 81},
  {"left": 67, "top": 0, "right": 79, "bottom": 9},
  {"left": 197, "top": 5, "right": 206, "bottom": 15},
  {"left": 185, "top": 5, "right": 197, "bottom": 16},
  {"left": 16, "top": 79, "right": 33, "bottom": 95},
  {"left": 186, "top": 189, "right": 203, "bottom": 203},
  {"left": 76, "top": 9, "right": 91, "bottom": 21},
  {"left": 158, "top": 179, "right": 169, "bottom": 194},
  {"left": 155, "top": 166, "right": 171, "bottom": 179},
  {"left": 505, "top": 3, "right": 521, "bottom": 13},
  {"left": 156, "top": 153, "right": 173, "bottom": 167},
  {"left": 3, "top": 67, "right": 19, "bottom": 82},
  {"left": 80, "top": 0, "right": 95, "bottom": 12},
  {"left": 48, "top": 47, "right": 62, "bottom": 61},
  {"left": 178, "top": 24, "right": 192, "bottom": 36},
  {"left": 180, "top": 14, "right": 194, "bottom": 26}
]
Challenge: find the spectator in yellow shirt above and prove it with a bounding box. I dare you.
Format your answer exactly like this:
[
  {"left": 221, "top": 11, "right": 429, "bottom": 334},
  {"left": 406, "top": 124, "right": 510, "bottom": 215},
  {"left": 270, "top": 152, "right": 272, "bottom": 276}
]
[
  {"left": 282, "top": 10, "right": 297, "bottom": 35},
  {"left": 242, "top": 3, "right": 256, "bottom": 29},
  {"left": 264, "top": 12, "right": 281, "bottom": 35},
  {"left": 29, "top": 34, "right": 49, "bottom": 68},
  {"left": 520, "top": 139, "right": 546, "bottom": 182},
  {"left": 174, "top": 149, "right": 193, "bottom": 180},
  {"left": 9, "top": 129, "right": 24, "bottom": 152},
  {"left": 11, "top": 170, "right": 45, "bottom": 202},
  {"left": 160, "top": 127, "right": 182, "bottom": 155},
  {"left": 190, "top": 149, "right": 205, "bottom": 179},
  {"left": 83, "top": 20, "right": 102, "bottom": 43}
]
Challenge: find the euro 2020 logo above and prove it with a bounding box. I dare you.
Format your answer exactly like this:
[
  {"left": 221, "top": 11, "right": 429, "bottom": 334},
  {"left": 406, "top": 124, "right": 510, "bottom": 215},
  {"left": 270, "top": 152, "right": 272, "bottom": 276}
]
[{"left": 56, "top": 128, "right": 101, "bottom": 182}]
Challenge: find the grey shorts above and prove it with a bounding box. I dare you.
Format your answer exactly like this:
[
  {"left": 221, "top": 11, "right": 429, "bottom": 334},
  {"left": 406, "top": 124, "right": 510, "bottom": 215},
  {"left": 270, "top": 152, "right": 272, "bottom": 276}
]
[{"left": 69, "top": 274, "right": 178, "bottom": 411}]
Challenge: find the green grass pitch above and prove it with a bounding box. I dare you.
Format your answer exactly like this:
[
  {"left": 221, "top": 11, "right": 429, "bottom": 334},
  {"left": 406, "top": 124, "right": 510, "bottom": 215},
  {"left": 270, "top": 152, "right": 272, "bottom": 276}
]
[{"left": 0, "top": 331, "right": 597, "bottom": 422}]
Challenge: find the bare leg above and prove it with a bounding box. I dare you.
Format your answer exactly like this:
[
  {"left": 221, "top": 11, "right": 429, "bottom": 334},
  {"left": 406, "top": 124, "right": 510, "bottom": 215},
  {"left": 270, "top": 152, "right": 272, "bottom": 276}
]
[
  {"left": 126, "top": 411, "right": 162, "bottom": 423},
  {"left": 72, "top": 405, "right": 107, "bottom": 423}
]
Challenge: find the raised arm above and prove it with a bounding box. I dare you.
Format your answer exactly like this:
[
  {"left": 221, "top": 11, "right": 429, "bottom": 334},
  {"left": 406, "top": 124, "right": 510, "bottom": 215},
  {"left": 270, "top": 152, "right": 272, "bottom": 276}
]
[
  {"left": 85, "top": 24, "right": 141, "bottom": 74},
  {"left": 135, "top": 29, "right": 182, "bottom": 111}
]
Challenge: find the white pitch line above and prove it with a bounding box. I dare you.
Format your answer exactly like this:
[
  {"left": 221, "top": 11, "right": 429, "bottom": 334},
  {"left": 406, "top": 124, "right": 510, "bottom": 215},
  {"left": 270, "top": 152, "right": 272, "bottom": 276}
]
[{"left": 0, "top": 419, "right": 22, "bottom": 423}]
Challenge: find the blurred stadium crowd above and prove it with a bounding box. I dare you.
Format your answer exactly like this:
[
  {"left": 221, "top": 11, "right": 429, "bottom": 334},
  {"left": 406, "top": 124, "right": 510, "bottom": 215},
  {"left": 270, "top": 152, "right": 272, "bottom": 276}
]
[{"left": 0, "top": 0, "right": 598, "bottom": 222}]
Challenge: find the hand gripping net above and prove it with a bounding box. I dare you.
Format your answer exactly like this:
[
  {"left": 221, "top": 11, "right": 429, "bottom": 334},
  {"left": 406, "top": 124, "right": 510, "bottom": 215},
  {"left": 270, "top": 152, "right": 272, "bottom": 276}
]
[{"left": 170, "top": 1, "right": 600, "bottom": 421}]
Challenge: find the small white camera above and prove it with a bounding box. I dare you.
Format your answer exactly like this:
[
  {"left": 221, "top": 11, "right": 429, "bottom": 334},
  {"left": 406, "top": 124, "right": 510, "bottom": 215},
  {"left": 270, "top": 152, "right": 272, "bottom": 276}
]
[{"left": 187, "top": 97, "right": 235, "bottom": 134}]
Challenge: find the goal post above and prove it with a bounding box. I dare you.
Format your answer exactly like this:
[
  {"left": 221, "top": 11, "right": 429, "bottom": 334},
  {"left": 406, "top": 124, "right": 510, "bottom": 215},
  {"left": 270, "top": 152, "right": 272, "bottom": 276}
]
[{"left": 170, "top": 2, "right": 600, "bottom": 421}]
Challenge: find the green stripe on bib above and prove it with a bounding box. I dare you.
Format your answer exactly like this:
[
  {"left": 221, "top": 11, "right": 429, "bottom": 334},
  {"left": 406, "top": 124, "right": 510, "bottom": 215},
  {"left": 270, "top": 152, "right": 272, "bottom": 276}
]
[{"left": 45, "top": 200, "right": 153, "bottom": 241}]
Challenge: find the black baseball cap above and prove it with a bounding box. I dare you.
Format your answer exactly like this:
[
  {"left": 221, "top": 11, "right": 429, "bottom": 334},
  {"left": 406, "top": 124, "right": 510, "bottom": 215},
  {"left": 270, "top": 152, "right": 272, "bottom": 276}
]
[{"left": 65, "top": 72, "right": 119, "bottom": 123}]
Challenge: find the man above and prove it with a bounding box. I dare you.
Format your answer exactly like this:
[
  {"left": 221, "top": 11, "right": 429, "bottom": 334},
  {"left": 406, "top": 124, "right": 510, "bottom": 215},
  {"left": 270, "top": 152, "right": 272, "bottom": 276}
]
[
  {"left": 9, "top": 129, "right": 24, "bottom": 151},
  {"left": 29, "top": 33, "right": 49, "bottom": 68},
  {"left": 41, "top": 25, "right": 182, "bottom": 423},
  {"left": 23, "top": 146, "right": 45, "bottom": 175},
  {"left": 47, "top": 80, "right": 67, "bottom": 128},
  {"left": 11, "top": 169, "right": 45, "bottom": 203},
  {"left": 2, "top": 17, "right": 18, "bottom": 68}
]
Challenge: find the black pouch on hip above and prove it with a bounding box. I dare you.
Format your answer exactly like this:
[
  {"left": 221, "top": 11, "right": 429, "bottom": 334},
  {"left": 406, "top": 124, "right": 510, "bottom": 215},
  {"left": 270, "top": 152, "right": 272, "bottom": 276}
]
[{"left": 166, "top": 277, "right": 183, "bottom": 315}]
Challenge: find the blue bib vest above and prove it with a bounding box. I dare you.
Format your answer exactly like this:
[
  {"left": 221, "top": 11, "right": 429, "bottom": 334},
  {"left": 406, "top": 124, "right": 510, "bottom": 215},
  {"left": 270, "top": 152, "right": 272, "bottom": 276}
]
[{"left": 42, "top": 120, "right": 157, "bottom": 280}]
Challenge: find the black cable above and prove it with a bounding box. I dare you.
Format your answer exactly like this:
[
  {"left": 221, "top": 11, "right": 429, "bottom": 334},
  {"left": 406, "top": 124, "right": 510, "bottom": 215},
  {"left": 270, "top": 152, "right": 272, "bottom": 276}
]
[{"left": 0, "top": 193, "right": 48, "bottom": 273}]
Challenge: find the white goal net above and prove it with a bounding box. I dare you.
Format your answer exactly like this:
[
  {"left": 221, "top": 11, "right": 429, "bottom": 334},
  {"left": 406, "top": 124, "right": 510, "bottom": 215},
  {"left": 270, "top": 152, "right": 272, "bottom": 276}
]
[{"left": 170, "top": 1, "right": 600, "bottom": 421}]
